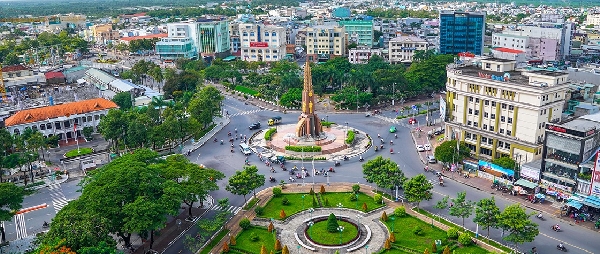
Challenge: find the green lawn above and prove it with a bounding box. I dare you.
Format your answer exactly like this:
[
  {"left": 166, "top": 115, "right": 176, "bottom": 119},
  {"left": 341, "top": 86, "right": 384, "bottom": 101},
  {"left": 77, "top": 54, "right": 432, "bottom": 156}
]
[
  {"left": 320, "top": 192, "right": 385, "bottom": 212},
  {"left": 235, "top": 85, "right": 258, "bottom": 96},
  {"left": 258, "top": 193, "right": 315, "bottom": 220},
  {"left": 232, "top": 226, "right": 276, "bottom": 254},
  {"left": 199, "top": 229, "right": 229, "bottom": 254},
  {"left": 381, "top": 215, "right": 489, "bottom": 254},
  {"left": 308, "top": 220, "right": 359, "bottom": 245},
  {"left": 64, "top": 147, "right": 93, "bottom": 158}
]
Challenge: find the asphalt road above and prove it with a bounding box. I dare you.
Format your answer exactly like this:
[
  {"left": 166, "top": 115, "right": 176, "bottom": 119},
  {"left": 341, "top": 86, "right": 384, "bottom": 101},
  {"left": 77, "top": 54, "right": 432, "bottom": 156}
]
[{"left": 185, "top": 96, "right": 598, "bottom": 254}]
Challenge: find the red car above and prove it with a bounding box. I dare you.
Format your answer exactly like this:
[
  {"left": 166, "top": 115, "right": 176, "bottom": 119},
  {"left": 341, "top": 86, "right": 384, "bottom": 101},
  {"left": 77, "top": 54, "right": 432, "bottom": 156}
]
[{"left": 408, "top": 118, "right": 417, "bottom": 124}]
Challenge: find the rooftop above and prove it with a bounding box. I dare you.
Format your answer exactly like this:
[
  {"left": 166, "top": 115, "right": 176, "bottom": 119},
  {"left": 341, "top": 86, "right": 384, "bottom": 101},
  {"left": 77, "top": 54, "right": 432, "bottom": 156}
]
[
  {"left": 120, "top": 33, "right": 167, "bottom": 41},
  {"left": 4, "top": 98, "right": 118, "bottom": 126},
  {"left": 389, "top": 36, "right": 426, "bottom": 43},
  {"left": 2, "top": 65, "right": 29, "bottom": 72},
  {"left": 452, "top": 64, "right": 567, "bottom": 86}
]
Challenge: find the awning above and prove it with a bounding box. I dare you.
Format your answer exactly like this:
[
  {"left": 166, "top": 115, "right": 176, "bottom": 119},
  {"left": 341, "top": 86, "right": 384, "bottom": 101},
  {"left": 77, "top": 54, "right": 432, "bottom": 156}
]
[
  {"left": 582, "top": 195, "right": 600, "bottom": 209},
  {"left": 515, "top": 179, "right": 538, "bottom": 189},
  {"left": 566, "top": 200, "right": 583, "bottom": 210}
]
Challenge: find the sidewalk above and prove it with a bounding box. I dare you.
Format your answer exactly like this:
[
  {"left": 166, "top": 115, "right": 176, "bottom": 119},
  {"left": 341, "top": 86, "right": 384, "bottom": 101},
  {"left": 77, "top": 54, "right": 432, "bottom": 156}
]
[{"left": 409, "top": 124, "right": 600, "bottom": 233}]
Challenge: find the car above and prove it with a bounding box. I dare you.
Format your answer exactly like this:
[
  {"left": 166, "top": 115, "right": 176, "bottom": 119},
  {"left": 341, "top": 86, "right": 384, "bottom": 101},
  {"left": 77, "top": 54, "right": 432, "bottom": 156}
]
[
  {"left": 427, "top": 155, "right": 437, "bottom": 163},
  {"left": 408, "top": 118, "right": 417, "bottom": 124},
  {"left": 389, "top": 126, "right": 397, "bottom": 133},
  {"left": 416, "top": 145, "right": 425, "bottom": 152},
  {"left": 249, "top": 122, "right": 261, "bottom": 130},
  {"left": 424, "top": 144, "right": 431, "bottom": 151}
]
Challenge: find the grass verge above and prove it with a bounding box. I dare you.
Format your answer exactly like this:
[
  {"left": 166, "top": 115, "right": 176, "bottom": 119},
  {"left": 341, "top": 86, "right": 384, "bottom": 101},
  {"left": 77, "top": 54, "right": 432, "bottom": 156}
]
[
  {"left": 231, "top": 226, "right": 276, "bottom": 253},
  {"left": 258, "top": 193, "right": 316, "bottom": 220},
  {"left": 65, "top": 147, "right": 93, "bottom": 158},
  {"left": 308, "top": 220, "right": 359, "bottom": 245},
  {"left": 235, "top": 85, "right": 258, "bottom": 96},
  {"left": 199, "top": 228, "right": 229, "bottom": 254},
  {"left": 243, "top": 198, "right": 259, "bottom": 210},
  {"left": 320, "top": 192, "right": 385, "bottom": 212}
]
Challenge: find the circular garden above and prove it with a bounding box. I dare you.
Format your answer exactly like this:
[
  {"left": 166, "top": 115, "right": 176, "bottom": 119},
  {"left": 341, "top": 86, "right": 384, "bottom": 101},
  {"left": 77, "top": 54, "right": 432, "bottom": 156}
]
[{"left": 305, "top": 213, "right": 360, "bottom": 246}]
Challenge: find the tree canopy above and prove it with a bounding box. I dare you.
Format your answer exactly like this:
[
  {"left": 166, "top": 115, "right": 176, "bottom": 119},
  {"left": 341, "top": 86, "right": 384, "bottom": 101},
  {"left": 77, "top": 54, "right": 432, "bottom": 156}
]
[
  {"left": 362, "top": 156, "right": 406, "bottom": 193},
  {"left": 434, "top": 140, "right": 471, "bottom": 164},
  {"left": 497, "top": 204, "right": 539, "bottom": 246},
  {"left": 402, "top": 174, "right": 433, "bottom": 208},
  {"left": 473, "top": 197, "right": 501, "bottom": 237}
]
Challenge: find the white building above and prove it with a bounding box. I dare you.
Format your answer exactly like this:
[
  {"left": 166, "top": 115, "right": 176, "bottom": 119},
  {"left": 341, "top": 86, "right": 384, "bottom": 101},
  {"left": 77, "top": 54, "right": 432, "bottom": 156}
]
[
  {"left": 4, "top": 98, "right": 118, "bottom": 141},
  {"left": 239, "top": 23, "right": 286, "bottom": 62},
  {"left": 348, "top": 47, "right": 384, "bottom": 64},
  {"left": 586, "top": 13, "right": 600, "bottom": 27},
  {"left": 498, "top": 22, "right": 574, "bottom": 61},
  {"left": 445, "top": 58, "right": 570, "bottom": 163},
  {"left": 388, "top": 36, "right": 428, "bottom": 64}
]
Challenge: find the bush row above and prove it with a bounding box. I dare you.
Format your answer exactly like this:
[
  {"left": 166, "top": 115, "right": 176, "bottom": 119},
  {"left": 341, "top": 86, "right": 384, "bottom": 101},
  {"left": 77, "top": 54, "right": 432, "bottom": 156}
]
[
  {"left": 345, "top": 130, "right": 355, "bottom": 144},
  {"left": 264, "top": 128, "right": 277, "bottom": 141},
  {"left": 234, "top": 85, "right": 259, "bottom": 96},
  {"left": 284, "top": 146, "right": 322, "bottom": 152}
]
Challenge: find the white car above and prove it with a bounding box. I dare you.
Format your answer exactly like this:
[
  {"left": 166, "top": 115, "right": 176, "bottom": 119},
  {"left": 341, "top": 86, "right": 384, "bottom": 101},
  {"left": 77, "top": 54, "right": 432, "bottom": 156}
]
[
  {"left": 424, "top": 144, "right": 431, "bottom": 151},
  {"left": 416, "top": 145, "right": 425, "bottom": 152}
]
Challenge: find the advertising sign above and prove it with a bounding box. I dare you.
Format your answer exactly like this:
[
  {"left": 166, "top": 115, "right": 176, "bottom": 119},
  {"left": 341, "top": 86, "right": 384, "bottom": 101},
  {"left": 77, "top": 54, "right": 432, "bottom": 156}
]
[
  {"left": 590, "top": 151, "right": 600, "bottom": 195},
  {"left": 439, "top": 95, "right": 446, "bottom": 121},
  {"left": 520, "top": 165, "right": 540, "bottom": 181},
  {"left": 250, "top": 42, "right": 268, "bottom": 48}
]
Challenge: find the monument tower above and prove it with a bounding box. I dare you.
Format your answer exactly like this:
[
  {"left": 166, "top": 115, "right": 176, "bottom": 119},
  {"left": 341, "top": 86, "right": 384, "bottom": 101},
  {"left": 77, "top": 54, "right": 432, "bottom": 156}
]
[{"left": 295, "top": 61, "right": 322, "bottom": 138}]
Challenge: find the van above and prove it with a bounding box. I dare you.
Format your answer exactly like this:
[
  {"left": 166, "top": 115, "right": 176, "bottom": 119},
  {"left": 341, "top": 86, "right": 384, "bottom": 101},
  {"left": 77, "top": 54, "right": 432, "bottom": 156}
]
[{"left": 239, "top": 143, "right": 252, "bottom": 155}]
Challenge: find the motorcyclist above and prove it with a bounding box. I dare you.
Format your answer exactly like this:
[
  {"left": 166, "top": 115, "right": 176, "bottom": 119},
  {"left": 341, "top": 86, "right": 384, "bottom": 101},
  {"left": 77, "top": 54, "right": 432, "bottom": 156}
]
[
  {"left": 220, "top": 140, "right": 224, "bottom": 145},
  {"left": 537, "top": 213, "right": 543, "bottom": 219},
  {"left": 394, "top": 133, "right": 397, "bottom": 138},
  {"left": 553, "top": 224, "right": 560, "bottom": 231},
  {"left": 43, "top": 221, "right": 49, "bottom": 228},
  {"left": 390, "top": 140, "right": 393, "bottom": 145},
  {"left": 558, "top": 243, "right": 564, "bottom": 249},
  {"left": 235, "top": 128, "right": 238, "bottom": 133},
  {"left": 359, "top": 156, "right": 364, "bottom": 162},
  {"left": 377, "top": 133, "right": 381, "bottom": 138}
]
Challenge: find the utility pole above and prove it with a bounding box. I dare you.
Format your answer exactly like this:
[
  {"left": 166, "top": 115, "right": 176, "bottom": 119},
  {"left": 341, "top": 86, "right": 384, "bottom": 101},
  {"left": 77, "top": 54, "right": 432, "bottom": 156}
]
[
  {"left": 392, "top": 83, "right": 396, "bottom": 106},
  {"left": 356, "top": 90, "right": 359, "bottom": 113}
]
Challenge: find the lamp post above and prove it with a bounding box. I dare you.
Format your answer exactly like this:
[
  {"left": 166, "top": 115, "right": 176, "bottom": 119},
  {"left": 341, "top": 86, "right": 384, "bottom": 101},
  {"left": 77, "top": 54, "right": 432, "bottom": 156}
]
[
  {"left": 307, "top": 221, "right": 314, "bottom": 239},
  {"left": 345, "top": 122, "right": 349, "bottom": 139},
  {"left": 326, "top": 115, "right": 329, "bottom": 123},
  {"left": 356, "top": 214, "right": 361, "bottom": 224},
  {"left": 392, "top": 82, "right": 396, "bottom": 106},
  {"left": 365, "top": 245, "right": 369, "bottom": 254},
  {"left": 355, "top": 193, "right": 359, "bottom": 209},
  {"left": 302, "top": 195, "right": 306, "bottom": 210},
  {"left": 297, "top": 245, "right": 300, "bottom": 254},
  {"left": 391, "top": 217, "right": 396, "bottom": 233},
  {"left": 338, "top": 225, "right": 345, "bottom": 244},
  {"left": 308, "top": 208, "right": 314, "bottom": 221}
]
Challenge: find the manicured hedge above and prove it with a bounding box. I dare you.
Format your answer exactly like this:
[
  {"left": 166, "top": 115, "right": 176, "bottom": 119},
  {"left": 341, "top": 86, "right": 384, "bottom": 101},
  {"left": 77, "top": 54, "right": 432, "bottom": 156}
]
[
  {"left": 321, "top": 121, "right": 335, "bottom": 127},
  {"left": 345, "top": 130, "right": 355, "bottom": 144},
  {"left": 285, "top": 146, "right": 322, "bottom": 152},
  {"left": 235, "top": 85, "right": 258, "bottom": 96},
  {"left": 264, "top": 128, "right": 277, "bottom": 141}
]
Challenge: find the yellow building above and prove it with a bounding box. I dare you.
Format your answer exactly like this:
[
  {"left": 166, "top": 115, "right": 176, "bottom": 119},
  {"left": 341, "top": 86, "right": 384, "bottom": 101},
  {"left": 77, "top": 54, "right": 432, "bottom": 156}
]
[
  {"left": 90, "top": 24, "right": 120, "bottom": 44},
  {"left": 303, "top": 25, "right": 346, "bottom": 62}
]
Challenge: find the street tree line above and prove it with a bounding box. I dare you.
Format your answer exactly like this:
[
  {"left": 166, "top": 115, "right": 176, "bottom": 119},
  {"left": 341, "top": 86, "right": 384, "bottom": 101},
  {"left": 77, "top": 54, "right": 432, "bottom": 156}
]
[
  {"left": 34, "top": 149, "right": 225, "bottom": 253},
  {"left": 100, "top": 86, "right": 223, "bottom": 154}
]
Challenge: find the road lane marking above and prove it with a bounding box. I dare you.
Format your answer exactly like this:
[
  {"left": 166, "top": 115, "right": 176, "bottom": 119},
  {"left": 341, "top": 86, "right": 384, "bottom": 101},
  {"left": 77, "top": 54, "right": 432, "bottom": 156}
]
[
  {"left": 540, "top": 232, "right": 594, "bottom": 253},
  {"left": 14, "top": 213, "right": 27, "bottom": 239}
]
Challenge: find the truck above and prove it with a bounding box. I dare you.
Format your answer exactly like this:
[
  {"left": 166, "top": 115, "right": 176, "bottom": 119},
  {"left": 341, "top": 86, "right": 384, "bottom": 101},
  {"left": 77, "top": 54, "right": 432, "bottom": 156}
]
[{"left": 268, "top": 116, "right": 282, "bottom": 126}]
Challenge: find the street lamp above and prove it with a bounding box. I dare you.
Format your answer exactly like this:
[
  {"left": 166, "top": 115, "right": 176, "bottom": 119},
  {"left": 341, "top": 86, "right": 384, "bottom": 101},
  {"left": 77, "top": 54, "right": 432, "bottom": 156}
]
[
  {"left": 356, "top": 90, "right": 359, "bottom": 113},
  {"left": 326, "top": 115, "right": 329, "bottom": 123},
  {"left": 345, "top": 122, "right": 349, "bottom": 140},
  {"left": 355, "top": 193, "right": 359, "bottom": 209},
  {"left": 307, "top": 221, "right": 314, "bottom": 239},
  {"left": 391, "top": 217, "right": 396, "bottom": 233},
  {"left": 338, "top": 225, "right": 345, "bottom": 244},
  {"left": 302, "top": 195, "right": 306, "bottom": 210},
  {"left": 308, "top": 207, "right": 314, "bottom": 221},
  {"left": 356, "top": 214, "right": 361, "bottom": 224},
  {"left": 365, "top": 245, "right": 369, "bottom": 254}
]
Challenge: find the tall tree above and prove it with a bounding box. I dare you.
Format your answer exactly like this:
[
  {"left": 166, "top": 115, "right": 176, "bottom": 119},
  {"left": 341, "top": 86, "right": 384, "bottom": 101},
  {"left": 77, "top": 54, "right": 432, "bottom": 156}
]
[
  {"left": 402, "top": 174, "right": 433, "bottom": 208},
  {"left": 243, "top": 165, "right": 265, "bottom": 198},
  {"left": 98, "top": 109, "right": 127, "bottom": 154},
  {"left": 473, "top": 197, "right": 501, "bottom": 237},
  {"left": 112, "top": 92, "right": 132, "bottom": 110},
  {"left": 433, "top": 140, "right": 471, "bottom": 164},
  {"left": 226, "top": 169, "right": 253, "bottom": 203},
  {"left": 362, "top": 156, "right": 406, "bottom": 194},
  {"left": 497, "top": 204, "right": 539, "bottom": 247},
  {"left": 448, "top": 191, "right": 475, "bottom": 228},
  {"left": 187, "top": 86, "right": 223, "bottom": 128},
  {"left": 0, "top": 183, "right": 25, "bottom": 243}
]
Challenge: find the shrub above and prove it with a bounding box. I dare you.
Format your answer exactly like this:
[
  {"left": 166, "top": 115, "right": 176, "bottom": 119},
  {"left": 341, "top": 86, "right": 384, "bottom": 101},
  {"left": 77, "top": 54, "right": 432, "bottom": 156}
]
[
  {"left": 285, "top": 145, "right": 322, "bottom": 152},
  {"left": 312, "top": 195, "right": 318, "bottom": 207},
  {"left": 423, "top": 248, "right": 430, "bottom": 254},
  {"left": 260, "top": 245, "right": 268, "bottom": 254},
  {"left": 324, "top": 198, "right": 330, "bottom": 206},
  {"left": 309, "top": 188, "right": 315, "bottom": 195},
  {"left": 389, "top": 233, "right": 396, "bottom": 243},
  {"left": 458, "top": 233, "right": 472, "bottom": 246},
  {"left": 431, "top": 242, "right": 437, "bottom": 253},
  {"left": 267, "top": 222, "right": 274, "bottom": 232},
  {"left": 381, "top": 211, "right": 388, "bottom": 222},
  {"left": 230, "top": 235, "right": 236, "bottom": 245},
  {"left": 413, "top": 226, "right": 423, "bottom": 235},
  {"left": 374, "top": 193, "right": 382, "bottom": 204},
  {"left": 384, "top": 239, "right": 391, "bottom": 250},
  {"left": 255, "top": 206, "right": 265, "bottom": 216},
  {"left": 321, "top": 121, "right": 334, "bottom": 127},
  {"left": 272, "top": 187, "right": 282, "bottom": 197},
  {"left": 265, "top": 128, "right": 277, "bottom": 141},
  {"left": 327, "top": 213, "right": 339, "bottom": 233},
  {"left": 442, "top": 246, "right": 450, "bottom": 254},
  {"left": 394, "top": 206, "right": 406, "bottom": 217},
  {"left": 345, "top": 130, "right": 355, "bottom": 144},
  {"left": 274, "top": 239, "right": 282, "bottom": 251},
  {"left": 320, "top": 185, "right": 325, "bottom": 194},
  {"left": 281, "top": 197, "right": 290, "bottom": 205},
  {"left": 362, "top": 202, "right": 368, "bottom": 212},
  {"left": 279, "top": 209, "right": 287, "bottom": 219},
  {"left": 447, "top": 227, "right": 459, "bottom": 239},
  {"left": 239, "top": 218, "right": 251, "bottom": 229},
  {"left": 222, "top": 242, "right": 229, "bottom": 253},
  {"left": 352, "top": 184, "right": 360, "bottom": 194},
  {"left": 349, "top": 193, "right": 357, "bottom": 201},
  {"left": 250, "top": 232, "right": 259, "bottom": 242}
]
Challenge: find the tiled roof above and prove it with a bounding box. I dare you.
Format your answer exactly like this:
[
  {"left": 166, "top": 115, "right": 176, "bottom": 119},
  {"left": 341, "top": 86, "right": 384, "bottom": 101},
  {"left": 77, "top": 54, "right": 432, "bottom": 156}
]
[
  {"left": 120, "top": 33, "right": 167, "bottom": 41},
  {"left": 44, "top": 71, "right": 65, "bottom": 79},
  {"left": 494, "top": 47, "right": 525, "bottom": 54},
  {"left": 2, "top": 65, "right": 29, "bottom": 72},
  {"left": 5, "top": 98, "right": 118, "bottom": 126}
]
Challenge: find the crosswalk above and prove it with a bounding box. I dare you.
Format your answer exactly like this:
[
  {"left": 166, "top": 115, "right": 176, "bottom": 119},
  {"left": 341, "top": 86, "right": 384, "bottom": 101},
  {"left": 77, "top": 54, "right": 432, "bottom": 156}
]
[
  {"left": 204, "top": 195, "right": 215, "bottom": 208},
  {"left": 229, "top": 109, "right": 264, "bottom": 117},
  {"left": 209, "top": 204, "right": 242, "bottom": 215},
  {"left": 48, "top": 184, "right": 70, "bottom": 214},
  {"left": 374, "top": 114, "right": 399, "bottom": 124},
  {"left": 14, "top": 213, "right": 27, "bottom": 239}
]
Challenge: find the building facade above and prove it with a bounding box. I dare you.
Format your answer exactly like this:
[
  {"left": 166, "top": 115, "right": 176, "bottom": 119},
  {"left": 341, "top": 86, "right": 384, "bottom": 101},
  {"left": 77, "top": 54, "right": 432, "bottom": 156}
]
[
  {"left": 388, "top": 36, "right": 428, "bottom": 64},
  {"left": 229, "top": 22, "right": 241, "bottom": 55},
  {"left": 304, "top": 25, "right": 346, "bottom": 62},
  {"left": 542, "top": 114, "right": 600, "bottom": 193},
  {"left": 439, "top": 11, "right": 485, "bottom": 55},
  {"left": 90, "top": 24, "right": 120, "bottom": 44},
  {"left": 445, "top": 58, "right": 570, "bottom": 164},
  {"left": 339, "top": 20, "right": 374, "bottom": 47},
  {"left": 4, "top": 98, "right": 118, "bottom": 141},
  {"left": 197, "top": 20, "right": 231, "bottom": 58},
  {"left": 156, "top": 20, "right": 230, "bottom": 60},
  {"left": 239, "top": 23, "right": 286, "bottom": 62},
  {"left": 500, "top": 22, "right": 574, "bottom": 61},
  {"left": 155, "top": 37, "right": 196, "bottom": 59},
  {"left": 586, "top": 13, "right": 600, "bottom": 27},
  {"left": 348, "top": 47, "right": 383, "bottom": 64}
]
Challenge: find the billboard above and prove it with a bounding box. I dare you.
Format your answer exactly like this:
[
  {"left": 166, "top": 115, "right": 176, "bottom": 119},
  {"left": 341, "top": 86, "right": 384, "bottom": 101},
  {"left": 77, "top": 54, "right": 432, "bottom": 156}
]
[
  {"left": 439, "top": 95, "right": 446, "bottom": 122},
  {"left": 250, "top": 42, "right": 268, "bottom": 47},
  {"left": 591, "top": 151, "right": 600, "bottom": 195}
]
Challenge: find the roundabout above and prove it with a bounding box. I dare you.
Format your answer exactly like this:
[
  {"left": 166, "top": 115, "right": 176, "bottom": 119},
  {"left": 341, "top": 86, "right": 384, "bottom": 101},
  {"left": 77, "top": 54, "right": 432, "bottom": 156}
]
[{"left": 304, "top": 215, "right": 360, "bottom": 246}]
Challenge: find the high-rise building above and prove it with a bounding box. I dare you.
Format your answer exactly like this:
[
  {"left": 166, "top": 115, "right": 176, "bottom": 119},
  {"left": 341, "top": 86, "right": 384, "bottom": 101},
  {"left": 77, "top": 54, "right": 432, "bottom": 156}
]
[
  {"left": 495, "top": 22, "right": 574, "bottom": 61},
  {"left": 155, "top": 20, "right": 231, "bottom": 60},
  {"left": 239, "top": 23, "right": 286, "bottom": 62},
  {"left": 339, "top": 20, "right": 374, "bottom": 47},
  {"left": 197, "top": 19, "right": 230, "bottom": 58},
  {"left": 439, "top": 11, "right": 485, "bottom": 55},
  {"left": 304, "top": 25, "right": 346, "bottom": 62},
  {"left": 445, "top": 58, "right": 569, "bottom": 164}
]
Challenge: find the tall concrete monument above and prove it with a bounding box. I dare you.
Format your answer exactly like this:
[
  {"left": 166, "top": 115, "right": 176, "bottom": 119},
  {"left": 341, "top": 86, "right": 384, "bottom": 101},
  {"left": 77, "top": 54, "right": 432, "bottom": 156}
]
[{"left": 295, "top": 61, "right": 322, "bottom": 138}]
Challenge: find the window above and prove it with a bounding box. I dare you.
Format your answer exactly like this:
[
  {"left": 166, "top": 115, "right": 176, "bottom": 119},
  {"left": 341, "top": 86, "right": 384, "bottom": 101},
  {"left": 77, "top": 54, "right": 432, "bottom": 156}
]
[
  {"left": 483, "top": 124, "right": 488, "bottom": 130},
  {"left": 488, "top": 138, "right": 493, "bottom": 145},
  {"left": 492, "top": 101, "right": 496, "bottom": 107},
  {"left": 469, "top": 96, "right": 473, "bottom": 102},
  {"left": 474, "top": 122, "right": 479, "bottom": 127},
  {"left": 468, "top": 108, "right": 473, "bottom": 114},
  {"left": 250, "top": 32, "right": 255, "bottom": 36},
  {"left": 507, "top": 130, "right": 512, "bottom": 136},
  {"left": 501, "top": 103, "right": 507, "bottom": 109},
  {"left": 490, "top": 126, "right": 495, "bottom": 132},
  {"left": 498, "top": 141, "right": 504, "bottom": 148},
  {"left": 467, "top": 120, "right": 472, "bottom": 126},
  {"left": 481, "top": 137, "right": 488, "bottom": 143},
  {"left": 272, "top": 32, "right": 277, "bottom": 36},
  {"left": 474, "top": 110, "right": 479, "bottom": 115},
  {"left": 501, "top": 116, "right": 505, "bottom": 122},
  {"left": 475, "top": 98, "right": 480, "bottom": 103},
  {"left": 540, "top": 110, "right": 544, "bottom": 115},
  {"left": 40, "top": 124, "right": 46, "bottom": 130},
  {"left": 484, "top": 100, "right": 489, "bottom": 106},
  {"left": 94, "top": 115, "right": 100, "bottom": 120},
  {"left": 507, "top": 117, "right": 513, "bottom": 124},
  {"left": 500, "top": 128, "right": 504, "bottom": 134},
  {"left": 509, "top": 105, "right": 514, "bottom": 111},
  {"left": 466, "top": 133, "right": 472, "bottom": 139},
  {"left": 491, "top": 114, "right": 496, "bottom": 119},
  {"left": 484, "top": 112, "right": 489, "bottom": 118},
  {"left": 472, "top": 134, "right": 477, "bottom": 140},
  {"left": 505, "top": 143, "right": 511, "bottom": 149}
]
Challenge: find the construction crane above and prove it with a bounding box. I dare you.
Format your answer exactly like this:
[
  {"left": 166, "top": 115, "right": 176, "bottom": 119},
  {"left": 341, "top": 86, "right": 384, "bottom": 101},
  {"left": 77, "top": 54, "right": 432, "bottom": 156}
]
[{"left": 0, "top": 64, "right": 6, "bottom": 104}]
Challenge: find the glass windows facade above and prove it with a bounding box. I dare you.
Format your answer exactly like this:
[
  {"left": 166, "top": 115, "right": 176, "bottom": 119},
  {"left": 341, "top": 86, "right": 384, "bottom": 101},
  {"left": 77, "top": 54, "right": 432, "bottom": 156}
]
[{"left": 439, "top": 12, "right": 485, "bottom": 55}]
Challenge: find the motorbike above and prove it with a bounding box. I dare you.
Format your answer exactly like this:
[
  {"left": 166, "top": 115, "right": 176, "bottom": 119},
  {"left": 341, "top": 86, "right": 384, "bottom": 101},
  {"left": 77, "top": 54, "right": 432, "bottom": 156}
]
[
  {"left": 214, "top": 138, "right": 218, "bottom": 142},
  {"left": 328, "top": 167, "right": 336, "bottom": 173},
  {"left": 374, "top": 146, "right": 379, "bottom": 152},
  {"left": 220, "top": 140, "right": 224, "bottom": 145},
  {"left": 552, "top": 225, "right": 562, "bottom": 232},
  {"left": 230, "top": 148, "right": 234, "bottom": 153},
  {"left": 343, "top": 156, "right": 349, "bottom": 161},
  {"left": 228, "top": 132, "right": 232, "bottom": 136},
  {"left": 42, "top": 221, "right": 49, "bottom": 228},
  {"left": 537, "top": 214, "right": 545, "bottom": 221},
  {"left": 359, "top": 156, "right": 364, "bottom": 162},
  {"left": 334, "top": 161, "right": 341, "bottom": 167},
  {"left": 556, "top": 244, "right": 567, "bottom": 252},
  {"left": 269, "top": 177, "right": 276, "bottom": 183}
]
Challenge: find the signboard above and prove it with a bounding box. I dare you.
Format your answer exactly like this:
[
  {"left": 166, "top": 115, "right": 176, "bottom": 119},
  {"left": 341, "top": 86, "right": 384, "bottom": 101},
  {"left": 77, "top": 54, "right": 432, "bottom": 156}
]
[
  {"left": 547, "top": 124, "right": 596, "bottom": 138},
  {"left": 478, "top": 72, "right": 510, "bottom": 82},
  {"left": 401, "top": 47, "right": 416, "bottom": 50},
  {"left": 590, "top": 151, "right": 600, "bottom": 196},
  {"left": 520, "top": 164, "right": 540, "bottom": 181},
  {"left": 439, "top": 95, "right": 446, "bottom": 122},
  {"left": 250, "top": 42, "right": 268, "bottom": 48}
]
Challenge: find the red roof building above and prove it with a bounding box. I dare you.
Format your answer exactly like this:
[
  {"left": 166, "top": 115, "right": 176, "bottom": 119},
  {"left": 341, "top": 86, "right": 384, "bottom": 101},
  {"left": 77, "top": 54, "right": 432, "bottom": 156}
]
[{"left": 44, "top": 71, "right": 66, "bottom": 85}]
